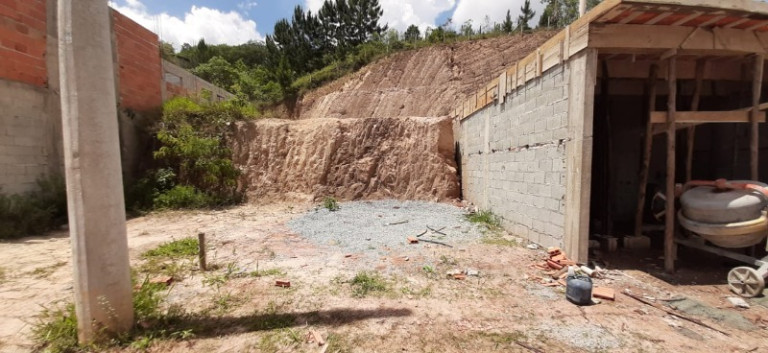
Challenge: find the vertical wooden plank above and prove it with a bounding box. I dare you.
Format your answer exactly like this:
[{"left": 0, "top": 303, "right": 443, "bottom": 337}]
[
  {"left": 499, "top": 72, "right": 507, "bottom": 104},
  {"left": 751, "top": 54, "right": 764, "bottom": 180},
  {"left": 634, "top": 64, "right": 658, "bottom": 238},
  {"left": 564, "top": 49, "right": 597, "bottom": 263},
  {"left": 665, "top": 56, "right": 677, "bottom": 273},
  {"left": 686, "top": 59, "right": 705, "bottom": 182}
]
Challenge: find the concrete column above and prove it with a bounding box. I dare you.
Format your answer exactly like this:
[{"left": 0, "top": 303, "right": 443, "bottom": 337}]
[{"left": 58, "top": 0, "right": 134, "bottom": 343}]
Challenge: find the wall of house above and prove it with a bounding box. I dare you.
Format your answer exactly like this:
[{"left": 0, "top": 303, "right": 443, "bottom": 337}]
[
  {"left": 459, "top": 63, "right": 571, "bottom": 249},
  {"left": 161, "top": 60, "right": 235, "bottom": 102},
  {"left": 0, "top": 2, "right": 172, "bottom": 193},
  {"left": 458, "top": 50, "right": 596, "bottom": 259}
]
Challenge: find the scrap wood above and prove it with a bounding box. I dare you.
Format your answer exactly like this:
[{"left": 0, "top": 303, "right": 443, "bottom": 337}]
[
  {"left": 386, "top": 220, "right": 409, "bottom": 226},
  {"left": 427, "top": 225, "right": 446, "bottom": 235},
  {"left": 514, "top": 341, "right": 544, "bottom": 353},
  {"left": 622, "top": 289, "right": 730, "bottom": 336},
  {"left": 419, "top": 238, "right": 454, "bottom": 248},
  {"left": 307, "top": 329, "right": 325, "bottom": 346},
  {"left": 415, "top": 229, "right": 428, "bottom": 237}
]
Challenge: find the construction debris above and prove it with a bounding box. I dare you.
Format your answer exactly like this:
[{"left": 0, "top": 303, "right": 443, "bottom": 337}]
[
  {"left": 622, "top": 289, "right": 730, "bottom": 336},
  {"left": 148, "top": 276, "right": 174, "bottom": 286},
  {"left": 726, "top": 297, "right": 750, "bottom": 309},
  {"left": 407, "top": 236, "right": 419, "bottom": 244},
  {"left": 593, "top": 287, "right": 616, "bottom": 301},
  {"left": 276, "top": 280, "right": 291, "bottom": 288},
  {"left": 307, "top": 329, "right": 325, "bottom": 346}
]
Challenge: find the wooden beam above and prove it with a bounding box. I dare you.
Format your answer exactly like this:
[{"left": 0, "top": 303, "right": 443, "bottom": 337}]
[
  {"left": 665, "top": 56, "right": 677, "bottom": 273},
  {"left": 686, "top": 59, "right": 705, "bottom": 182},
  {"left": 645, "top": 11, "right": 674, "bottom": 25},
  {"left": 564, "top": 49, "right": 597, "bottom": 264},
  {"left": 635, "top": 64, "right": 659, "bottom": 238},
  {"left": 752, "top": 54, "right": 764, "bottom": 180},
  {"left": 589, "top": 24, "right": 767, "bottom": 54},
  {"left": 650, "top": 110, "right": 765, "bottom": 123}
]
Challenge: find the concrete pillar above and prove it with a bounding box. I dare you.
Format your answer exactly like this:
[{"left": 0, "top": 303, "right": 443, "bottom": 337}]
[
  {"left": 579, "top": 0, "right": 587, "bottom": 17},
  {"left": 57, "top": 0, "right": 134, "bottom": 343}
]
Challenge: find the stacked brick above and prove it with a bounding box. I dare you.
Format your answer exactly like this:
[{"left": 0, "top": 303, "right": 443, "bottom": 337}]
[
  {"left": 111, "top": 9, "right": 162, "bottom": 112},
  {"left": 0, "top": 0, "right": 47, "bottom": 87}
]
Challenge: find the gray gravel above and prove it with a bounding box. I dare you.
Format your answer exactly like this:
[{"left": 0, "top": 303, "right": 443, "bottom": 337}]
[{"left": 287, "top": 199, "right": 484, "bottom": 257}]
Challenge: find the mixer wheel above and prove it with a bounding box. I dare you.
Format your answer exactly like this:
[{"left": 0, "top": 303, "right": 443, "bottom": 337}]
[{"left": 727, "top": 266, "right": 765, "bottom": 298}]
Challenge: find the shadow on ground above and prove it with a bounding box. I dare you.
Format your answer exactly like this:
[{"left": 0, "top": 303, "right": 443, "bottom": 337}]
[{"left": 154, "top": 308, "right": 412, "bottom": 339}]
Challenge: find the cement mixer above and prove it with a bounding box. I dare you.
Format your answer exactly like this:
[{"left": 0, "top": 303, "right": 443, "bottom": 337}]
[{"left": 675, "top": 179, "right": 768, "bottom": 297}]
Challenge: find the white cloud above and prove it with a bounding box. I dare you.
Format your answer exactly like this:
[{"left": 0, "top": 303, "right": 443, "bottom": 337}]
[
  {"left": 109, "top": 0, "right": 263, "bottom": 50},
  {"left": 237, "top": 1, "right": 259, "bottom": 15},
  {"left": 305, "top": 0, "right": 456, "bottom": 33},
  {"left": 451, "top": 0, "right": 545, "bottom": 32}
]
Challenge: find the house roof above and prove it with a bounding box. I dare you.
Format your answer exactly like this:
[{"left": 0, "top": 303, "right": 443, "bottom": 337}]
[{"left": 455, "top": 0, "right": 768, "bottom": 120}]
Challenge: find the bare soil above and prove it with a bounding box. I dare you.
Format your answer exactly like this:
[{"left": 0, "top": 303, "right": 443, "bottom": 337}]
[{"left": 1, "top": 202, "right": 767, "bottom": 353}]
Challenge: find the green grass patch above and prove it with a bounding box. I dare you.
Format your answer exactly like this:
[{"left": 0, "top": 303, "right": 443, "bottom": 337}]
[
  {"left": 250, "top": 268, "right": 286, "bottom": 278},
  {"left": 322, "top": 196, "right": 340, "bottom": 212},
  {"left": 350, "top": 271, "right": 388, "bottom": 298},
  {"left": 481, "top": 236, "right": 518, "bottom": 247},
  {"left": 142, "top": 238, "right": 199, "bottom": 259}
]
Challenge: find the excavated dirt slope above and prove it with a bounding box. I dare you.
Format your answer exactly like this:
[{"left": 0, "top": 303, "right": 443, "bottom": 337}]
[
  {"left": 294, "top": 32, "right": 555, "bottom": 120},
  {"left": 231, "top": 116, "right": 459, "bottom": 201},
  {"left": 234, "top": 33, "right": 554, "bottom": 201}
]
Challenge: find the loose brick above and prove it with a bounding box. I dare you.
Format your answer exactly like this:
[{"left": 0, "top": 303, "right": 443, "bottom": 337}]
[
  {"left": 275, "top": 280, "right": 291, "bottom": 288},
  {"left": 592, "top": 287, "right": 615, "bottom": 301}
]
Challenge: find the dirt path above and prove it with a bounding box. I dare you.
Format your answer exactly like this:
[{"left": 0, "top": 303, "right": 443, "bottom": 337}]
[{"left": 1, "top": 201, "right": 767, "bottom": 353}]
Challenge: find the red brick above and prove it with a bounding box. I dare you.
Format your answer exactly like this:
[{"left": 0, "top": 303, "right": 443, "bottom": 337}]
[
  {"left": 275, "top": 280, "right": 291, "bottom": 288},
  {"left": 592, "top": 287, "right": 615, "bottom": 301}
]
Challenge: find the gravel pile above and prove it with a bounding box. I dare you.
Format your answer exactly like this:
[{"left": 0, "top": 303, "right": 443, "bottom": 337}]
[{"left": 287, "top": 200, "right": 484, "bottom": 257}]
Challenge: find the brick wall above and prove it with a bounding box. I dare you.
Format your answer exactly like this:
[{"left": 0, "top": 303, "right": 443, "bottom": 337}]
[
  {"left": 111, "top": 9, "right": 162, "bottom": 112},
  {"left": 0, "top": 0, "right": 47, "bottom": 87},
  {"left": 459, "top": 64, "right": 571, "bottom": 249}
]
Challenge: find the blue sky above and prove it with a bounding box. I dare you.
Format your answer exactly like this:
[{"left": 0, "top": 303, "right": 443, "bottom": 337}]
[{"left": 109, "top": 0, "right": 544, "bottom": 50}]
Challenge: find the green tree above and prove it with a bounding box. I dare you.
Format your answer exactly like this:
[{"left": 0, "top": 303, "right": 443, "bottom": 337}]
[
  {"left": 404, "top": 24, "right": 421, "bottom": 42},
  {"left": 460, "top": 20, "right": 474, "bottom": 37},
  {"left": 539, "top": 0, "right": 602, "bottom": 29},
  {"left": 191, "top": 56, "right": 239, "bottom": 91},
  {"left": 517, "top": 0, "right": 536, "bottom": 32},
  {"left": 502, "top": 10, "right": 514, "bottom": 33}
]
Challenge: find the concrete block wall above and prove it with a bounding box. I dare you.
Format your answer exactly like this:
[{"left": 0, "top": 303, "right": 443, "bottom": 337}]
[
  {"left": 459, "top": 64, "right": 570, "bottom": 249},
  {"left": 161, "top": 60, "right": 235, "bottom": 102}
]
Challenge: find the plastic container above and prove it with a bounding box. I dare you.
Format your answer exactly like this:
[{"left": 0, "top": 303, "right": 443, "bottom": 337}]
[{"left": 566, "top": 274, "right": 593, "bottom": 305}]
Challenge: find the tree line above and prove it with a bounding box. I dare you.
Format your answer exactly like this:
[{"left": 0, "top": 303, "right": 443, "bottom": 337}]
[{"left": 160, "top": 0, "right": 601, "bottom": 109}]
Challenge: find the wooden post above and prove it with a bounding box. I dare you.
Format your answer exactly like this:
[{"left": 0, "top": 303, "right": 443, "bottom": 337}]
[
  {"left": 686, "top": 59, "right": 705, "bottom": 182},
  {"left": 198, "top": 232, "right": 207, "bottom": 271},
  {"left": 634, "top": 64, "right": 659, "bottom": 237},
  {"left": 751, "top": 54, "right": 764, "bottom": 180},
  {"left": 665, "top": 57, "right": 678, "bottom": 273}
]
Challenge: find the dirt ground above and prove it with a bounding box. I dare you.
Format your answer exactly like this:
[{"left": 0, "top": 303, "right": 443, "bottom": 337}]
[{"left": 1, "top": 201, "right": 767, "bottom": 353}]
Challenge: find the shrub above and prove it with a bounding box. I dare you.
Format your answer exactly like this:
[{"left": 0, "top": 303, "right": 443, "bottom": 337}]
[
  {"left": 323, "top": 196, "right": 340, "bottom": 212},
  {"left": 0, "top": 176, "right": 67, "bottom": 239}
]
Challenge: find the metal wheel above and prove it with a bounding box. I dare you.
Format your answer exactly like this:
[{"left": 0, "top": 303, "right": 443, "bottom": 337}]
[{"left": 727, "top": 266, "right": 765, "bottom": 298}]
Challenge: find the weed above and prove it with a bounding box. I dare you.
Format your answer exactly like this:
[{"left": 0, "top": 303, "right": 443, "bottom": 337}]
[
  {"left": 323, "top": 196, "right": 340, "bottom": 211},
  {"left": 400, "top": 285, "right": 432, "bottom": 298},
  {"left": 251, "top": 302, "right": 295, "bottom": 330},
  {"left": 32, "top": 303, "right": 79, "bottom": 353},
  {"left": 250, "top": 268, "right": 286, "bottom": 277},
  {"left": 0, "top": 176, "right": 67, "bottom": 239},
  {"left": 422, "top": 265, "right": 434, "bottom": 274},
  {"left": 30, "top": 261, "right": 67, "bottom": 279},
  {"left": 350, "top": 271, "right": 388, "bottom": 298},
  {"left": 325, "top": 333, "right": 352, "bottom": 353},
  {"left": 466, "top": 210, "right": 501, "bottom": 231},
  {"left": 142, "top": 238, "right": 199, "bottom": 259},
  {"left": 439, "top": 255, "right": 457, "bottom": 265},
  {"left": 481, "top": 236, "right": 518, "bottom": 247},
  {"left": 477, "top": 331, "right": 528, "bottom": 349}
]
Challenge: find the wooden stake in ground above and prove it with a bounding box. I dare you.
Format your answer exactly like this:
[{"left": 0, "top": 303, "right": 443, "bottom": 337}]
[
  {"left": 751, "top": 54, "right": 764, "bottom": 180},
  {"left": 198, "top": 232, "right": 207, "bottom": 271},
  {"left": 634, "top": 64, "right": 659, "bottom": 237},
  {"left": 665, "top": 56, "right": 678, "bottom": 273}
]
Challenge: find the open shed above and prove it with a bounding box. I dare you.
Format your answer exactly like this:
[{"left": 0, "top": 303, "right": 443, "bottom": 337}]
[{"left": 454, "top": 0, "right": 768, "bottom": 271}]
